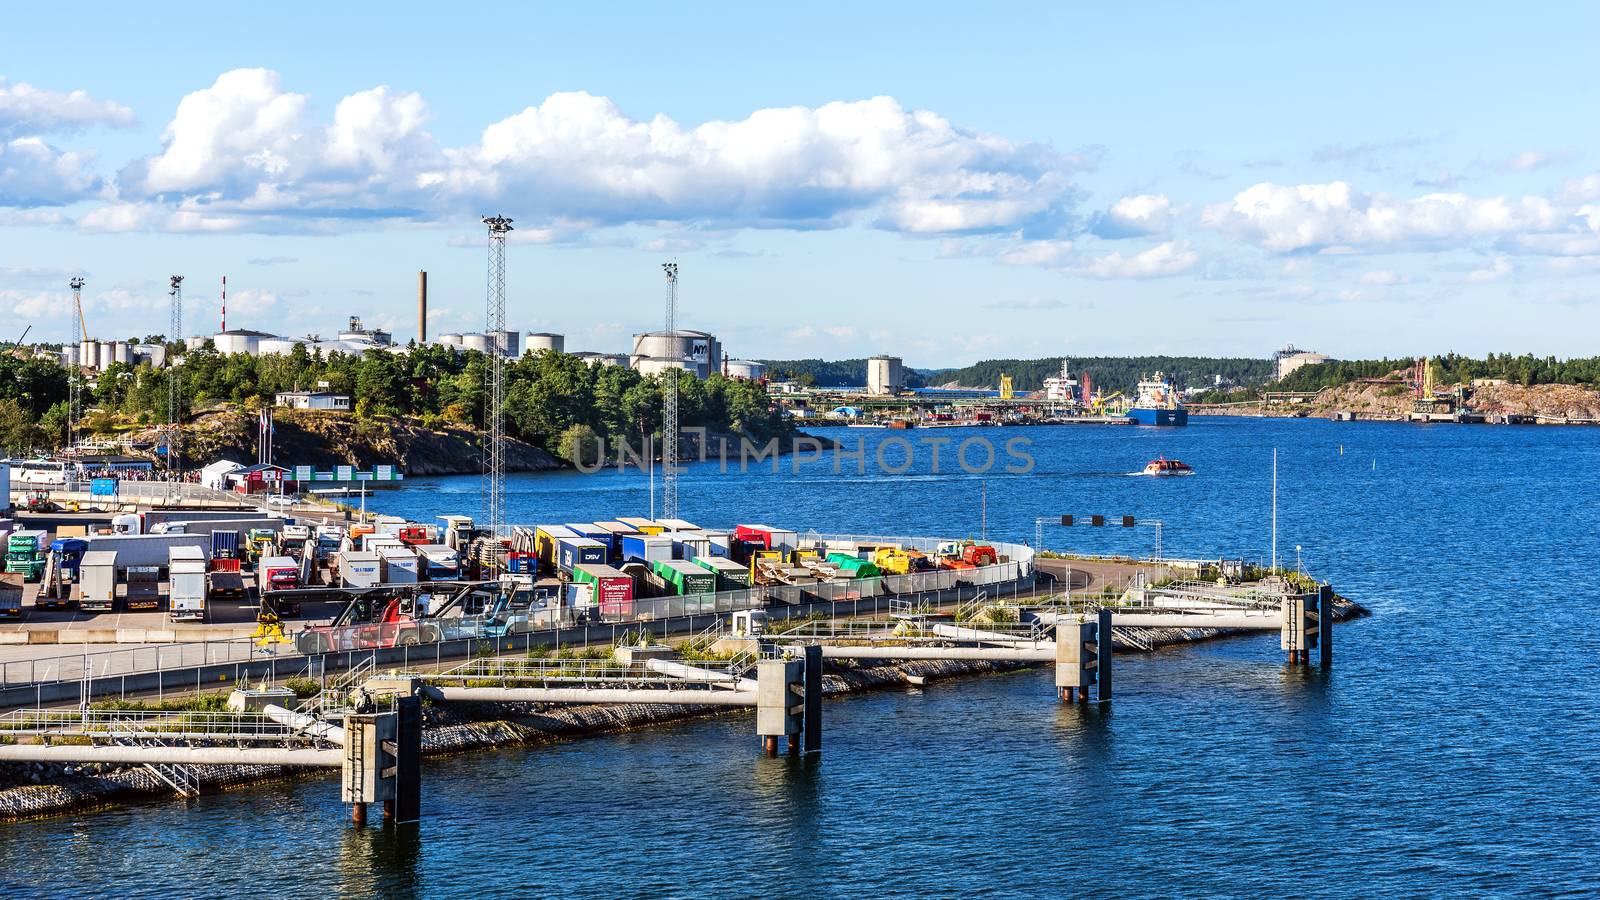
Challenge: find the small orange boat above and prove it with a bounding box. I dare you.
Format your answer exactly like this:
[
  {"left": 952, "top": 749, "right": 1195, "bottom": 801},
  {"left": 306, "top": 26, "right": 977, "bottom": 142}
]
[{"left": 1142, "top": 456, "right": 1194, "bottom": 476}]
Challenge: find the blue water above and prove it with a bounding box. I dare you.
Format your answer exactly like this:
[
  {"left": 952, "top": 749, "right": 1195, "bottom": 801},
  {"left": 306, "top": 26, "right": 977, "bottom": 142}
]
[{"left": 4, "top": 418, "right": 1598, "bottom": 897}]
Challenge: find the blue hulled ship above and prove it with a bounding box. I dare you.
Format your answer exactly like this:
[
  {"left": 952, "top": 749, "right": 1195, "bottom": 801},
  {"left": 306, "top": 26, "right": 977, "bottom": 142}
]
[{"left": 1127, "top": 372, "right": 1188, "bottom": 426}]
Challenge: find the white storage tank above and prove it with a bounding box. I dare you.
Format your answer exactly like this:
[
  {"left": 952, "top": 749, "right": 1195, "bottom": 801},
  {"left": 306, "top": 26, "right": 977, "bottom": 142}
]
[
  {"left": 214, "top": 330, "right": 271, "bottom": 356},
  {"left": 256, "top": 338, "right": 304, "bottom": 357},
  {"left": 135, "top": 344, "right": 167, "bottom": 367},
  {"left": 113, "top": 341, "right": 133, "bottom": 366},
  {"left": 61, "top": 346, "right": 78, "bottom": 369},
  {"left": 724, "top": 360, "right": 766, "bottom": 380},
  {"left": 525, "top": 332, "right": 565, "bottom": 355},
  {"left": 437, "top": 333, "right": 464, "bottom": 348},
  {"left": 630, "top": 330, "right": 720, "bottom": 377},
  {"left": 185, "top": 335, "right": 208, "bottom": 351},
  {"left": 635, "top": 357, "right": 697, "bottom": 378},
  {"left": 80, "top": 340, "right": 100, "bottom": 370},
  {"left": 461, "top": 332, "right": 494, "bottom": 354},
  {"left": 490, "top": 329, "right": 519, "bottom": 357}
]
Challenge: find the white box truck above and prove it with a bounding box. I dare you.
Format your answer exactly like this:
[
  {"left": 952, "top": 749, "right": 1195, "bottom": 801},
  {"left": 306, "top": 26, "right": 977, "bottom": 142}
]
[
  {"left": 379, "top": 547, "right": 419, "bottom": 584},
  {"left": 338, "top": 550, "right": 381, "bottom": 588},
  {"left": 168, "top": 545, "right": 208, "bottom": 622}
]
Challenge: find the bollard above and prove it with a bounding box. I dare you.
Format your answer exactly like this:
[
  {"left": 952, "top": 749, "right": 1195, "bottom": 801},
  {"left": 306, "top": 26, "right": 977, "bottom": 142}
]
[
  {"left": 342, "top": 709, "right": 398, "bottom": 826},
  {"left": 1281, "top": 596, "right": 1317, "bottom": 665}
]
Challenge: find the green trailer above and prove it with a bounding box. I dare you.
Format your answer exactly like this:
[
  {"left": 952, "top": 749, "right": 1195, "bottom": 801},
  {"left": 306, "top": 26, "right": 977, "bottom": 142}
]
[
  {"left": 692, "top": 555, "right": 750, "bottom": 589},
  {"left": 5, "top": 530, "right": 48, "bottom": 583},
  {"left": 651, "top": 559, "right": 717, "bottom": 596},
  {"left": 826, "top": 552, "right": 881, "bottom": 579}
]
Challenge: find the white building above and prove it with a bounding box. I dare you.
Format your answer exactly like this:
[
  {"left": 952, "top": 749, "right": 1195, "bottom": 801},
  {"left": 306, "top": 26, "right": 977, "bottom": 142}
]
[
  {"left": 274, "top": 391, "right": 352, "bottom": 411},
  {"left": 631, "top": 330, "right": 721, "bottom": 379},
  {"left": 1274, "top": 345, "right": 1333, "bottom": 380},
  {"left": 866, "top": 355, "right": 904, "bottom": 396},
  {"left": 199, "top": 459, "right": 245, "bottom": 492}
]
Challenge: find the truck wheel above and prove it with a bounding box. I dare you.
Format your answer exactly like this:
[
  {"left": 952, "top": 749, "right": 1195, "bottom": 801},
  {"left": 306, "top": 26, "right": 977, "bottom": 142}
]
[
  {"left": 299, "top": 633, "right": 329, "bottom": 655},
  {"left": 398, "top": 632, "right": 420, "bottom": 647},
  {"left": 419, "top": 623, "right": 442, "bottom": 644}
]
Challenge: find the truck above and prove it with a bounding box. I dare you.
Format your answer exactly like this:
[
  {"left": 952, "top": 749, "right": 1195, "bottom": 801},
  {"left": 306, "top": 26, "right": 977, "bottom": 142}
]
[
  {"left": 0, "top": 573, "right": 22, "bottom": 619},
  {"left": 5, "top": 530, "right": 47, "bottom": 582},
  {"left": 37, "top": 537, "right": 89, "bottom": 609},
  {"left": 620, "top": 533, "right": 673, "bottom": 565},
  {"left": 961, "top": 544, "right": 998, "bottom": 567},
  {"left": 78, "top": 551, "right": 119, "bottom": 612},
  {"left": 557, "top": 537, "right": 608, "bottom": 574},
  {"left": 396, "top": 524, "right": 436, "bottom": 545},
  {"left": 651, "top": 559, "right": 717, "bottom": 597},
  {"left": 572, "top": 563, "right": 634, "bottom": 618},
  {"left": 257, "top": 555, "right": 302, "bottom": 615},
  {"left": 206, "top": 557, "right": 248, "bottom": 603},
  {"left": 278, "top": 524, "right": 311, "bottom": 557},
  {"left": 168, "top": 546, "right": 208, "bottom": 622},
  {"left": 245, "top": 528, "right": 277, "bottom": 564},
  {"left": 211, "top": 529, "right": 241, "bottom": 560},
  {"left": 124, "top": 566, "right": 162, "bottom": 610}
]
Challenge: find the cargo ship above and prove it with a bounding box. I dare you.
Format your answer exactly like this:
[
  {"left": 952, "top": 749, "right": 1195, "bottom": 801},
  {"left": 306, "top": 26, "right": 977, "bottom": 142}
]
[{"left": 1127, "top": 373, "right": 1187, "bottom": 426}]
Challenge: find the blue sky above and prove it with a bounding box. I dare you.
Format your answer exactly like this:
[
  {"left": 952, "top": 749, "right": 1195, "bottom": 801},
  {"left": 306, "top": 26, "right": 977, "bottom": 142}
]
[{"left": 3, "top": 2, "right": 1598, "bottom": 366}]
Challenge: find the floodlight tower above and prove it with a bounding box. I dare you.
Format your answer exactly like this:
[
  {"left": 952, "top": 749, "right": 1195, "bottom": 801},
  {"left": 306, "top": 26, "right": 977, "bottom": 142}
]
[
  {"left": 68, "top": 276, "right": 85, "bottom": 450},
  {"left": 167, "top": 275, "right": 184, "bottom": 478},
  {"left": 483, "top": 215, "right": 514, "bottom": 540},
  {"left": 661, "top": 261, "right": 680, "bottom": 520}
]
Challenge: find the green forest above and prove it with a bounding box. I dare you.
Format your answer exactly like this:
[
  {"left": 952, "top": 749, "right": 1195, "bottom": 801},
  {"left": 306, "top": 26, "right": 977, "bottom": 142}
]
[
  {"left": 1274, "top": 353, "right": 1600, "bottom": 393},
  {"left": 757, "top": 358, "right": 930, "bottom": 389},
  {"left": 0, "top": 343, "right": 788, "bottom": 461}
]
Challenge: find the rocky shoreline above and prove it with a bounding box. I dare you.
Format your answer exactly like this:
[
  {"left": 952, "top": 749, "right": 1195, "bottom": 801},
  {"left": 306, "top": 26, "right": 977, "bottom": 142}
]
[{"left": 0, "top": 596, "right": 1368, "bottom": 822}]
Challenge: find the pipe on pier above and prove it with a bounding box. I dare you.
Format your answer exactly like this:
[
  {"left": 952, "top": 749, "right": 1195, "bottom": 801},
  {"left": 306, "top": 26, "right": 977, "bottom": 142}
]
[
  {"left": 0, "top": 745, "right": 343, "bottom": 767},
  {"left": 928, "top": 623, "right": 1051, "bottom": 646},
  {"left": 1104, "top": 612, "right": 1282, "bottom": 630},
  {"left": 262, "top": 704, "right": 347, "bottom": 745},
  {"left": 818, "top": 646, "right": 1055, "bottom": 662},
  {"left": 644, "top": 659, "right": 758, "bottom": 692},
  {"left": 436, "top": 687, "right": 757, "bottom": 706}
]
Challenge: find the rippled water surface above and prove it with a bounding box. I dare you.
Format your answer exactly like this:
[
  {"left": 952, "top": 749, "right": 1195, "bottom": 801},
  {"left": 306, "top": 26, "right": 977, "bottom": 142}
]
[{"left": 4, "top": 418, "right": 1598, "bottom": 898}]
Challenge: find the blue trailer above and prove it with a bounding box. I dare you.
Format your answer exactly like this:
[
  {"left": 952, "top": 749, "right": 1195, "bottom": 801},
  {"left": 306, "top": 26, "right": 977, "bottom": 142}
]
[
  {"left": 557, "top": 537, "right": 608, "bottom": 574},
  {"left": 564, "top": 523, "right": 616, "bottom": 559},
  {"left": 620, "top": 533, "right": 674, "bottom": 565}
]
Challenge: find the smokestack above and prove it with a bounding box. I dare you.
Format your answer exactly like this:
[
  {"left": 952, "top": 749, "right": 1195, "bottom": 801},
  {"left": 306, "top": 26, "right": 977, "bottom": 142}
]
[{"left": 417, "top": 270, "right": 428, "bottom": 344}]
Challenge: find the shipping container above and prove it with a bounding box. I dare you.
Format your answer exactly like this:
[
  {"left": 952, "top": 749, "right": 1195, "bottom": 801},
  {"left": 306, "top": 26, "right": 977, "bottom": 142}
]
[
  {"left": 651, "top": 559, "right": 717, "bottom": 596},
  {"left": 557, "top": 537, "right": 608, "bottom": 573},
  {"left": 380, "top": 547, "right": 420, "bottom": 583},
  {"left": 83, "top": 533, "right": 210, "bottom": 569},
  {"left": 211, "top": 529, "right": 240, "bottom": 559},
  {"left": 338, "top": 550, "right": 382, "bottom": 588},
  {"left": 124, "top": 566, "right": 162, "bottom": 610},
  {"left": 616, "top": 517, "right": 665, "bottom": 535},
  {"left": 572, "top": 563, "right": 635, "bottom": 618},
  {"left": 700, "top": 531, "right": 733, "bottom": 557},
  {"left": 620, "top": 533, "right": 674, "bottom": 565},
  {"left": 563, "top": 523, "right": 617, "bottom": 557},
  {"left": 733, "top": 524, "right": 800, "bottom": 552},
  {"left": 533, "top": 525, "right": 578, "bottom": 573},
  {"left": 77, "top": 551, "right": 118, "bottom": 612},
  {"left": 415, "top": 544, "right": 460, "bottom": 580},
  {"left": 692, "top": 555, "right": 750, "bottom": 589},
  {"left": 654, "top": 518, "right": 699, "bottom": 532}
]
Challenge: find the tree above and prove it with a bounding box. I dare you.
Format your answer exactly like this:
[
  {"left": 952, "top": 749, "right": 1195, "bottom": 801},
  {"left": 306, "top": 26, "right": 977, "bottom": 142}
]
[{"left": 557, "top": 423, "right": 603, "bottom": 467}]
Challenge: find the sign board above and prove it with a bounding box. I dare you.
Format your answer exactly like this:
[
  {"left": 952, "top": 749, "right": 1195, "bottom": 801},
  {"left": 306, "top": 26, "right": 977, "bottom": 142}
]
[
  {"left": 90, "top": 478, "right": 118, "bottom": 497},
  {"left": 294, "top": 465, "right": 313, "bottom": 482},
  {"left": 336, "top": 465, "right": 354, "bottom": 481},
  {"left": 375, "top": 465, "right": 393, "bottom": 481}
]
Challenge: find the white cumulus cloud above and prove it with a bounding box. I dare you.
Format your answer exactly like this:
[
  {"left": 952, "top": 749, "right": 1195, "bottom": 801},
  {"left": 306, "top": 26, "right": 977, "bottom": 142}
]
[
  {"left": 0, "top": 76, "right": 135, "bottom": 139},
  {"left": 1090, "top": 193, "right": 1173, "bottom": 238},
  {"left": 1204, "top": 181, "right": 1567, "bottom": 253},
  {"left": 1075, "top": 241, "right": 1198, "bottom": 279},
  {"left": 0, "top": 137, "right": 101, "bottom": 206}
]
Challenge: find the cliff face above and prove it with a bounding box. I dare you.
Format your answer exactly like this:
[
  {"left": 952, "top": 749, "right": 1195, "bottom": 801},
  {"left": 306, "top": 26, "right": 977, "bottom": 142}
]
[
  {"left": 1196, "top": 381, "right": 1600, "bottom": 421},
  {"left": 140, "top": 409, "right": 564, "bottom": 475}
]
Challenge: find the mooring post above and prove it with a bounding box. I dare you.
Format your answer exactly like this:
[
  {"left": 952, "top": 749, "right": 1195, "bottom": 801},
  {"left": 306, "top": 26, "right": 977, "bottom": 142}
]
[
  {"left": 393, "top": 695, "right": 422, "bottom": 825},
  {"left": 1318, "top": 584, "right": 1334, "bottom": 667},
  {"left": 341, "top": 709, "right": 398, "bottom": 827},
  {"left": 1097, "top": 608, "right": 1113, "bottom": 704},
  {"left": 756, "top": 657, "right": 803, "bottom": 757},
  {"left": 802, "top": 643, "right": 823, "bottom": 757},
  {"left": 1054, "top": 617, "right": 1098, "bottom": 703}
]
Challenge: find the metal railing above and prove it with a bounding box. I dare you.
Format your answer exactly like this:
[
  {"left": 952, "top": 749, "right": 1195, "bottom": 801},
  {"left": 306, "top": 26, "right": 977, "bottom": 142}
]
[{"left": 0, "top": 708, "right": 306, "bottom": 741}]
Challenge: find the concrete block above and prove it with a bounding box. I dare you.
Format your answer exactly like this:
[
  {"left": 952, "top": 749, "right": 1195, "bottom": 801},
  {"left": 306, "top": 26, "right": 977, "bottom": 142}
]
[
  {"left": 227, "top": 686, "right": 298, "bottom": 712},
  {"left": 614, "top": 644, "right": 675, "bottom": 666},
  {"left": 363, "top": 675, "right": 424, "bottom": 698},
  {"left": 755, "top": 658, "right": 803, "bottom": 737}
]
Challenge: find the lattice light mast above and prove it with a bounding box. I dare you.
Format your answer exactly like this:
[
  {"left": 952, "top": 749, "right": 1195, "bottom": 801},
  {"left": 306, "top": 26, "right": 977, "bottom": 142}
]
[
  {"left": 68, "top": 276, "right": 85, "bottom": 450},
  {"left": 661, "top": 262, "right": 680, "bottom": 520},
  {"left": 483, "top": 215, "right": 513, "bottom": 540},
  {"left": 167, "top": 275, "right": 184, "bottom": 478}
]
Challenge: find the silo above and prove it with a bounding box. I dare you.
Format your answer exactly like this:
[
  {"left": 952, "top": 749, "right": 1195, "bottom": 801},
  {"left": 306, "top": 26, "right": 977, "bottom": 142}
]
[
  {"left": 461, "top": 333, "right": 494, "bottom": 354},
  {"left": 185, "top": 335, "right": 208, "bottom": 351},
  {"left": 84, "top": 340, "right": 103, "bottom": 370},
  {"left": 257, "top": 338, "right": 303, "bottom": 357},
  {"left": 866, "top": 355, "right": 904, "bottom": 396},
  {"left": 213, "top": 330, "right": 266, "bottom": 355},
  {"left": 113, "top": 342, "right": 133, "bottom": 366},
  {"left": 61, "top": 346, "right": 78, "bottom": 369},
  {"left": 437, "top": 333, "right": 464, "bottom": 348},
  {"left": 725, "top": 360, "right": 767, "bottom": 380},
  {"left": 525, "top": 332, "right": 565, "bottom": 355},
  {"left": 490, "top": 329, "right": 520, "bottom": 357}
]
